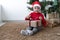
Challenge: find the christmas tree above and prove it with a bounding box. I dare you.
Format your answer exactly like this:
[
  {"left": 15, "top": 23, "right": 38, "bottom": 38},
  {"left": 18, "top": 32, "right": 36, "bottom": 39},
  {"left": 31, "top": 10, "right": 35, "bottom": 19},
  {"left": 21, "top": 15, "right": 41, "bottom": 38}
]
[{"left": 27, "top": 0, "right": 60, "bottom": 17}]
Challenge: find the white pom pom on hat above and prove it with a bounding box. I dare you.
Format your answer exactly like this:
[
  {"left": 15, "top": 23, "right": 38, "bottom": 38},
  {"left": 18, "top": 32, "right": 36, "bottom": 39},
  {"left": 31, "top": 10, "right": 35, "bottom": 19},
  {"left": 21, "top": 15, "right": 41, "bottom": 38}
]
[{"left": 32, "top": 1, "right": 41, "bottom": 9}]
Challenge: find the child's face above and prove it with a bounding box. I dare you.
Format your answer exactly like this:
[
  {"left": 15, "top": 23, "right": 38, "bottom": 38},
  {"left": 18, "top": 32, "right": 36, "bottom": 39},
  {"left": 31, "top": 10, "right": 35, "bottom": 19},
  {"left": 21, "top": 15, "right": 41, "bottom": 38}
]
[{"left": 33, "top": 6, "right": 41, "bottom": 12}]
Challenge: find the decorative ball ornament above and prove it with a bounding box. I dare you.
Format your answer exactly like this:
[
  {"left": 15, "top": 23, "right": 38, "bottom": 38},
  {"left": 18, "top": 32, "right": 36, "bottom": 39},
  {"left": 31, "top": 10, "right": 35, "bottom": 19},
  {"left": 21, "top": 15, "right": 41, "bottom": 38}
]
[{"left": 45, "top": 5, "right": 52, "bottom": 10}]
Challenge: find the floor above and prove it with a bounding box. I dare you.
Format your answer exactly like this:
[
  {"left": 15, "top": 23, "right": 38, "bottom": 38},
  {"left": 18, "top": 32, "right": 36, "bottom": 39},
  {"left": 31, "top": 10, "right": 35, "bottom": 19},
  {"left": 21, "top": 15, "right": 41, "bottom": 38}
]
[
  {"left": 0, "top": 22, "right": 60, "bottom": 40},
  {"left": 0, "top": 22, "right": 5, "bottom": 27}
]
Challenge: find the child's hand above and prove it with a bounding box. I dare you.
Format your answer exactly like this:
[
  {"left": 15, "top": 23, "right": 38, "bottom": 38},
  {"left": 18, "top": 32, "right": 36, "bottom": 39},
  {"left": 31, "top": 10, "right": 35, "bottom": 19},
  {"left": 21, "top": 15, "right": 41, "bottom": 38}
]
[
  {"left": 26, "top": 15, "right": 30, "bottom": 19},
  {"left": 39, "top": 16, "right": 42, "bottom": 20}
]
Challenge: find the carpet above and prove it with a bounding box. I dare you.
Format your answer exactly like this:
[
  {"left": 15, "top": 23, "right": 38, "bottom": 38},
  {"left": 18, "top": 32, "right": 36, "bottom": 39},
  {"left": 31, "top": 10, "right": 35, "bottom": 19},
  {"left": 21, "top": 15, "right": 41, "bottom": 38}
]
[{"left": 0, "top": 22, "right": 60, "bottom": 40}]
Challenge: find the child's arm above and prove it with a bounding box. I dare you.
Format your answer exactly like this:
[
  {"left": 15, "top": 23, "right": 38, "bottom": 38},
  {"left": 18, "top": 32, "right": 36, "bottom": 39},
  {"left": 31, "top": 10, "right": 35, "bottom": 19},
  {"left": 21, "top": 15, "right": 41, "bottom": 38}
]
[
  {"left": 25, "top": 15, "right": 30, "bottom": 20},
  {"left": 39, "top": 13, "right": 47, "bottom": 27}
]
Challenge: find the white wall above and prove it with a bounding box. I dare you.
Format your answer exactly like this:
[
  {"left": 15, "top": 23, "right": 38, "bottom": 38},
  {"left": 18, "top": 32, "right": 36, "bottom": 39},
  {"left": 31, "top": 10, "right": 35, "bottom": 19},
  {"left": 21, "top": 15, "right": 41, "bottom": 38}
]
[
  {"left": 0, "top": 0, "right": 30, "bottom": 20},
  {"left": 0, "top": 5, "right": 2, "bottom": 22}
]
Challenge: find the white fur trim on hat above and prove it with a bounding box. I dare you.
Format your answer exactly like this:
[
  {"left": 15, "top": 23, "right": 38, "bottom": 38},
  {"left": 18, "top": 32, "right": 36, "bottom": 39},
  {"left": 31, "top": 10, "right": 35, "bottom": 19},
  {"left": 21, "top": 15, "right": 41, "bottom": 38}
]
[{"left": 33, "top": 4, "right": 41, "bottom": 9}]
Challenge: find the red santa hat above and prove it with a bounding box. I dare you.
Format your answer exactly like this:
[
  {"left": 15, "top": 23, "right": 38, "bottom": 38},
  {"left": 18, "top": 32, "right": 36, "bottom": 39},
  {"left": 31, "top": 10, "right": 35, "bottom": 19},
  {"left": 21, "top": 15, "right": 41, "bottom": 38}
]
[{"left": 32, "top": 1, "right": 41, "bottom": 9}]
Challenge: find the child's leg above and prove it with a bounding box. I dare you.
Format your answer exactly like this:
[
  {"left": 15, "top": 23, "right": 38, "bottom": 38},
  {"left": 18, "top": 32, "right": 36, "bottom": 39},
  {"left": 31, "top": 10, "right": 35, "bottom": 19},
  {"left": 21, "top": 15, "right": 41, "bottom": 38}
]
[
  {"left": 26, "top": 26, "right": 33, "bottom": 30},
  {"left": 25, "top": 27, "right": 38, "bottom": 35},
  {"left": 21, "top": 29, "right": 33, "bottom": 36},
  {"left": 30, "top": 20, "right": 42, "bottom": 34},
  {"left": 20, "top": 30, "right": 29, "bottom": 36},
  {"left": 32, "top": 27, "right": 38, "bottom": 33},
  {"left": 20, "top": 21, "right": 33, "bottom": 36},
  {"left": 23, "top": 21, "right": 38, "bottom": 35},
  {"left": 20, "top": 20, "right": 33, "bottom": 36},
  {"left": 28, "top": 21, "right": 38, "bottom": 35},
  {"left": 21, "top": 20, "right": 41, "bottom": 36}
]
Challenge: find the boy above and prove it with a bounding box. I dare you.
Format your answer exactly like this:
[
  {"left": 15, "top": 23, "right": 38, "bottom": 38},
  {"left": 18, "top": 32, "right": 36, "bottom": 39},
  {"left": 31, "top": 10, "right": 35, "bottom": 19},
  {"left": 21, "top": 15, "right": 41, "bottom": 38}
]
[{"left": 20, "top": 1, "right": 47, "bottom": 36}]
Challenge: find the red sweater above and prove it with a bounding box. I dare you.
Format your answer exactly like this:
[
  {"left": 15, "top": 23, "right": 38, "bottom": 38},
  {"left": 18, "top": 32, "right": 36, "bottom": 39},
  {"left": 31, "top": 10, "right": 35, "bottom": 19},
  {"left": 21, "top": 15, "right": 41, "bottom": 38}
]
[{"left": 25, "top": 12, "right": 47, "bottom": 27}]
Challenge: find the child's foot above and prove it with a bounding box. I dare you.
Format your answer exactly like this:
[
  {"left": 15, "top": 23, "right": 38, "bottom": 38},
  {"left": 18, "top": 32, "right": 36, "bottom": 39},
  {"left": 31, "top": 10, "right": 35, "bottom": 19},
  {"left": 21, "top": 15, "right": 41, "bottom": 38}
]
[
  {"left": 20, "top": 30, "right": 29, "bottom": 36},
  {"left": 20, "top": 30, "right": 33, "bottom": 36},
  {"left": 26, "top": 30, "right": 33, "bottom": 35}
]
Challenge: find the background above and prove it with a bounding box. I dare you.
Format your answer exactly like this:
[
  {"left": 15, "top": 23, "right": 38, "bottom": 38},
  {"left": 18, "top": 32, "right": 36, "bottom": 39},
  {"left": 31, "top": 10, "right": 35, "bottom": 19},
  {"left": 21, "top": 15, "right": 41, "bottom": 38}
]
[{"left": 0, "top": 0, "right": 30, "bottom": 21}]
